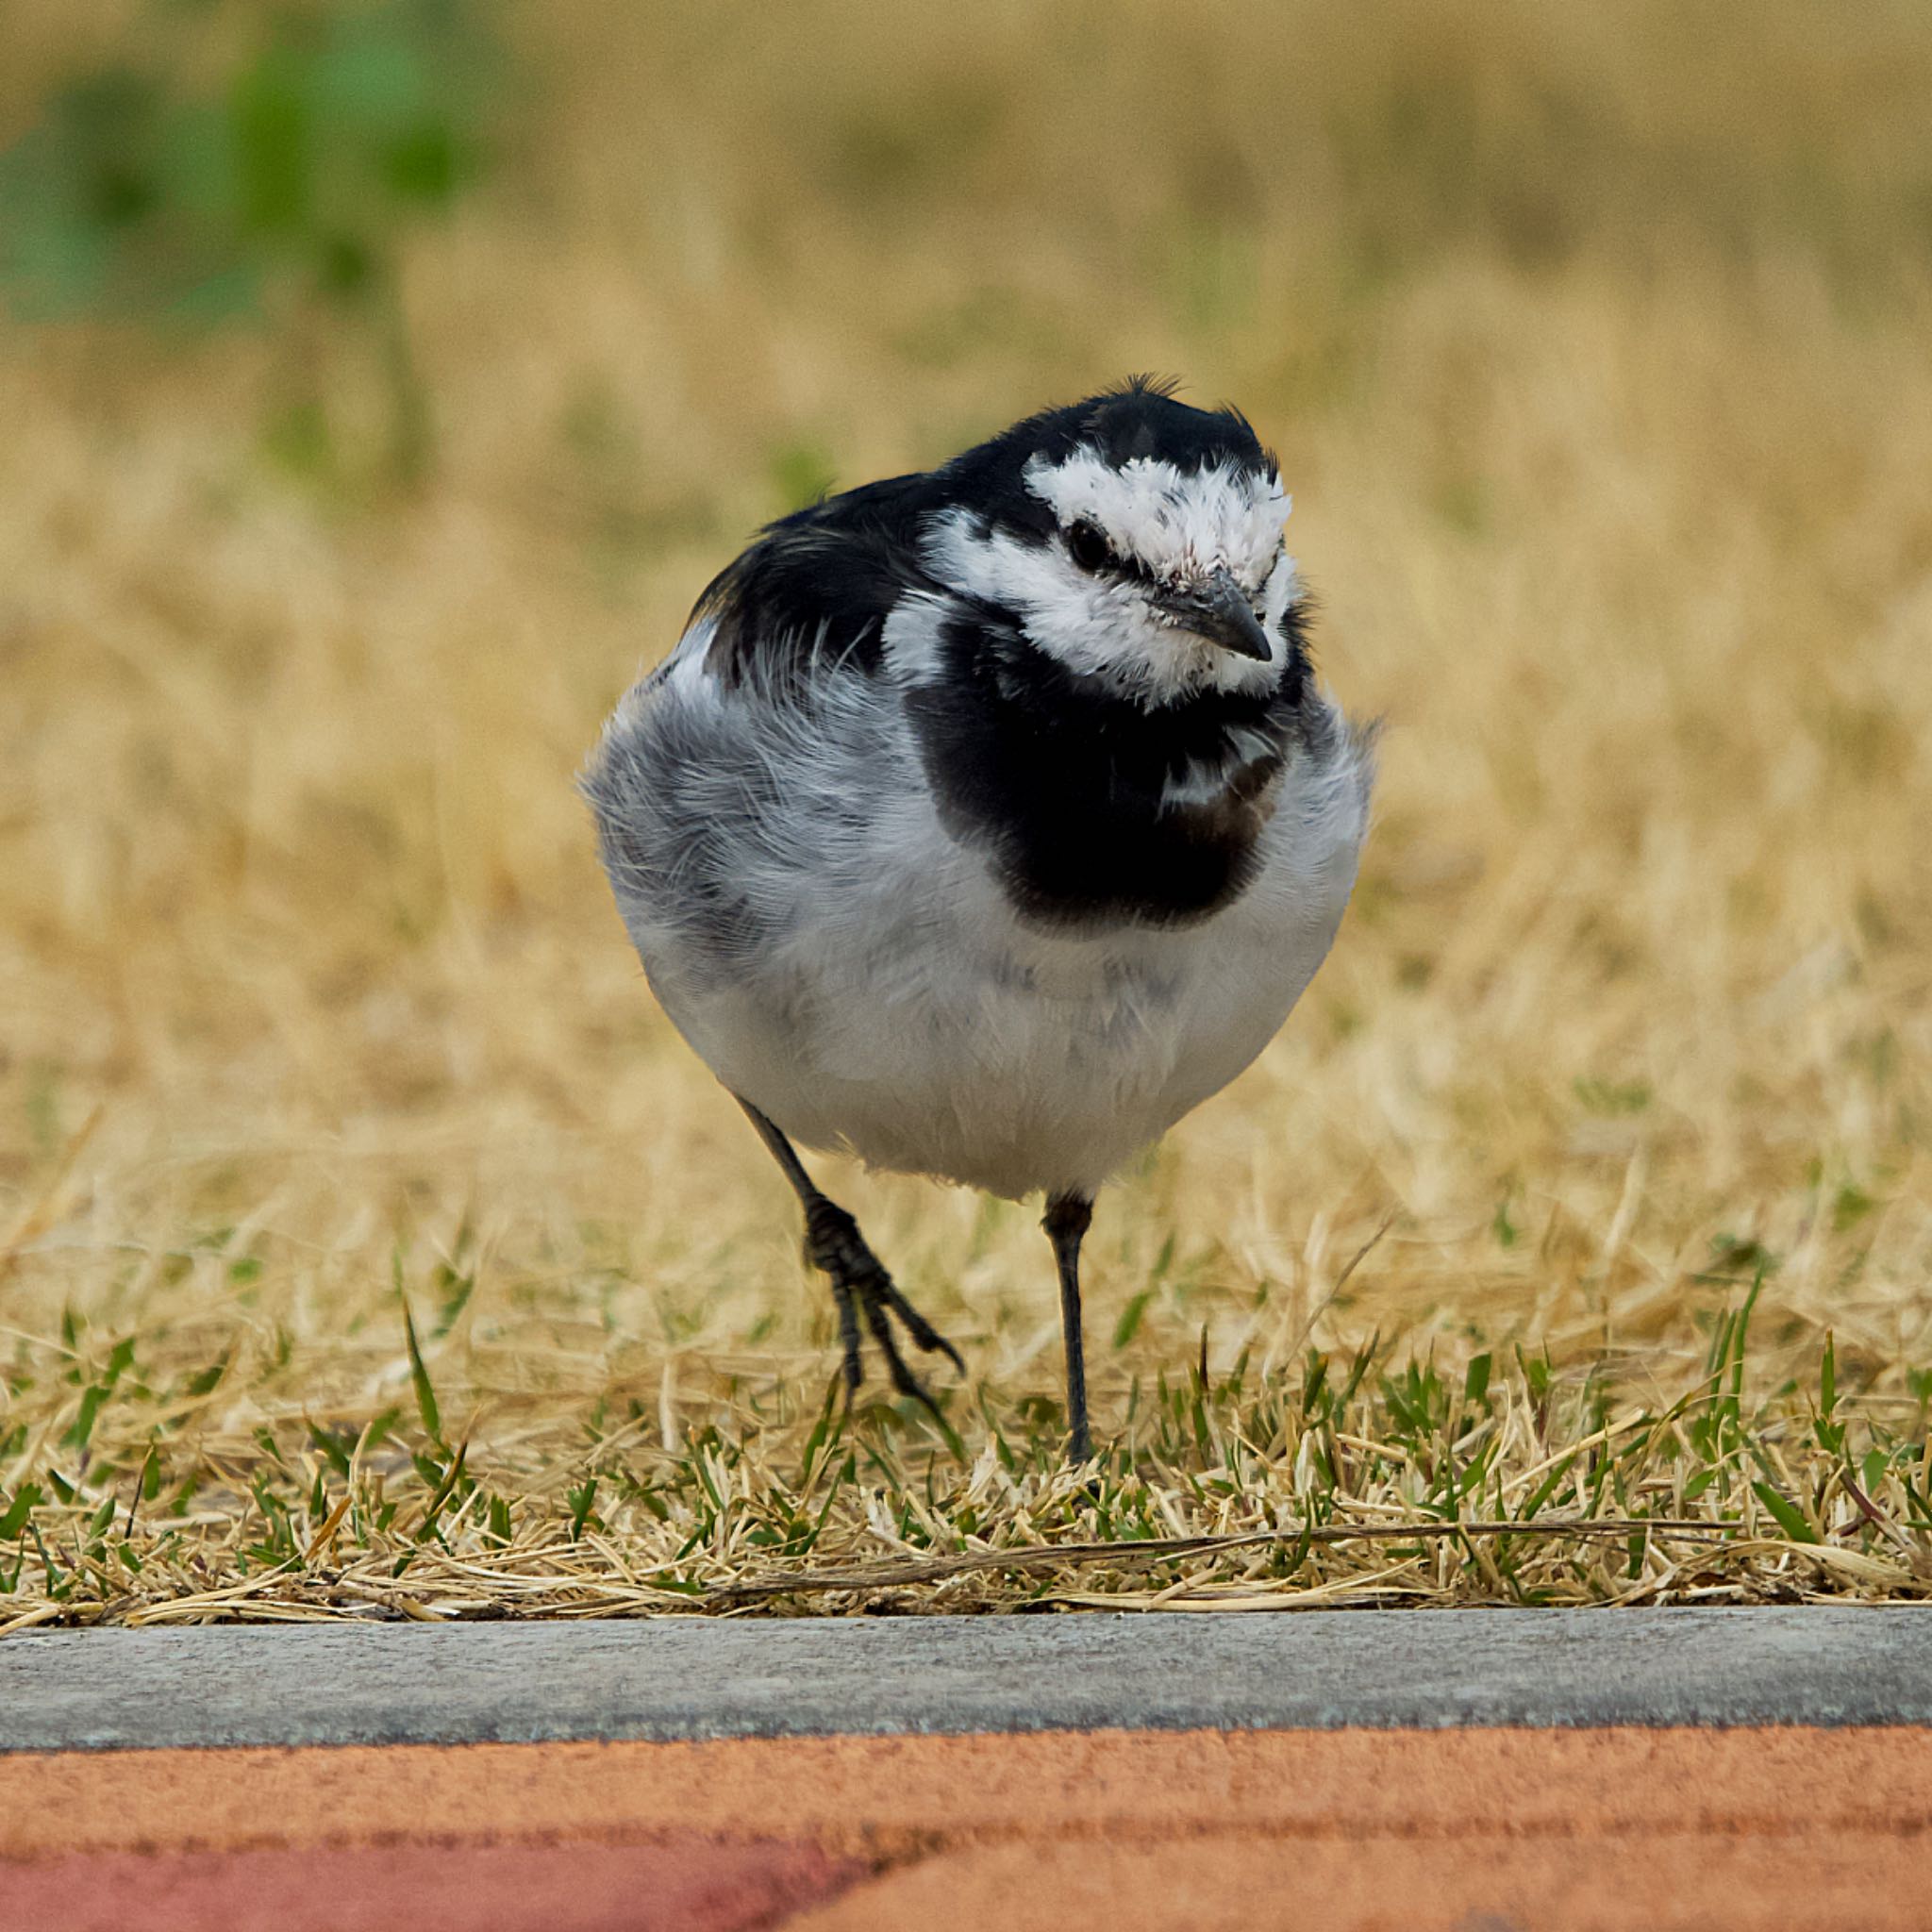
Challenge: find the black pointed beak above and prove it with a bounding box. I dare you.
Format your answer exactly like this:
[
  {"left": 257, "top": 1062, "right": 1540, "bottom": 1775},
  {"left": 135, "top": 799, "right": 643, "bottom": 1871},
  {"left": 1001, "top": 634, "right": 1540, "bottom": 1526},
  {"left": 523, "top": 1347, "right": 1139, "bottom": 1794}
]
[{"left": 1154, "top": 565, "right": 1273, "bottom": 661}]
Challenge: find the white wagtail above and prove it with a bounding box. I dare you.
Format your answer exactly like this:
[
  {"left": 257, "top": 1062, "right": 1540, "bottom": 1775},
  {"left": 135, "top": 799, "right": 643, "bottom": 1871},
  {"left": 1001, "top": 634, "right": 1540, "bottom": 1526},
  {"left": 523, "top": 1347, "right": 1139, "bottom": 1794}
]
[{"left": 584, "top": 379, "right": 1373, "bottom": 1459}]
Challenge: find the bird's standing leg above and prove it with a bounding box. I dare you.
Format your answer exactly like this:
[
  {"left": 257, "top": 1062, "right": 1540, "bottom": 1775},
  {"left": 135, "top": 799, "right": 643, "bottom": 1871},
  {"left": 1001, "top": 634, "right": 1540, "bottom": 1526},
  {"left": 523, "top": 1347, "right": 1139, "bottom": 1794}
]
[
  {"left": 732, "top": 1096, "right": 963, "bottom": 1423},
  {"left": 1042, "top": 1192, "right": 1095, "bottom": 1463}
]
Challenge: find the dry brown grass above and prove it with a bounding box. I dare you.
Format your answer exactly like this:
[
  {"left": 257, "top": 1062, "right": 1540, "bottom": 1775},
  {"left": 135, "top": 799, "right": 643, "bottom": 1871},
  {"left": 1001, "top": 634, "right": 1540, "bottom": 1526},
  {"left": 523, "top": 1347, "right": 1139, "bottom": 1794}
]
[{"left": 3, "top": 3, "right": 1931, "bottom": 1624}]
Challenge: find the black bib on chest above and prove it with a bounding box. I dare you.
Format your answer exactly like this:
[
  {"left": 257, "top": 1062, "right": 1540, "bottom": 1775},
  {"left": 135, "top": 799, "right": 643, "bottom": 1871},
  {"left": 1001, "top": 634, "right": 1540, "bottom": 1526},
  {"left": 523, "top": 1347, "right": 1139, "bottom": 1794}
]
[{"left": 904, "top": 609, "right": 1303, "bottom": 930}]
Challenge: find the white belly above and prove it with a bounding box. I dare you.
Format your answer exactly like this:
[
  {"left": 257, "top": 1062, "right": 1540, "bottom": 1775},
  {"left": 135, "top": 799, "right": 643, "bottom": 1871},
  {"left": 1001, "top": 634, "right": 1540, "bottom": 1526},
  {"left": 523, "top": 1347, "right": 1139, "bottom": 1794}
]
[{"left": 685, "top": 899, "right": 1341, "bottom": 1199}]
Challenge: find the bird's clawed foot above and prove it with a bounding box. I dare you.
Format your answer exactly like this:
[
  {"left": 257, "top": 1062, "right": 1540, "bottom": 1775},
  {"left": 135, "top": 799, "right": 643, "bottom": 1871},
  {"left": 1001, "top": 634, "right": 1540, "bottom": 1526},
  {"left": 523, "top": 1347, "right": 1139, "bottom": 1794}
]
[{"left": 803, "top": 1199, "right": 964, "bottom": 1425}]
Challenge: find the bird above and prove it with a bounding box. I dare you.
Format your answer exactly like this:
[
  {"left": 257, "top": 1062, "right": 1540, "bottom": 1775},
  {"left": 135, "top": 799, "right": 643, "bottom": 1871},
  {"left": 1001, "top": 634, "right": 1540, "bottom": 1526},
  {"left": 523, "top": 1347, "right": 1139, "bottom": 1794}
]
[{"left": 582, "top": 378, "right": 1373, "bottom": 1461}]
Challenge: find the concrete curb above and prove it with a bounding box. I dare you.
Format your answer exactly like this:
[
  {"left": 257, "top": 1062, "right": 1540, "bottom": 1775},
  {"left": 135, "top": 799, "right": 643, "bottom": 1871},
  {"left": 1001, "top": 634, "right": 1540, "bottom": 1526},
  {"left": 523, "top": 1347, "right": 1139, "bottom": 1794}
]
[{"left": 6, "top": 1606, "right": 1929, "bottom": 1751}]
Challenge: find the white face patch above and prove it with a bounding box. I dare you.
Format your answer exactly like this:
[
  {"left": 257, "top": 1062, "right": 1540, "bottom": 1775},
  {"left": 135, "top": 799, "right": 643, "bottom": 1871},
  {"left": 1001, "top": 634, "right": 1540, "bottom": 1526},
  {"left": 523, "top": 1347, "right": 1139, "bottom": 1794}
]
[
  {"left": 921, "top": 468, "right": 1298, "bottom": 706},
  {"left": 1023, "top": 450, "right": 1291, "bottom": 592}
]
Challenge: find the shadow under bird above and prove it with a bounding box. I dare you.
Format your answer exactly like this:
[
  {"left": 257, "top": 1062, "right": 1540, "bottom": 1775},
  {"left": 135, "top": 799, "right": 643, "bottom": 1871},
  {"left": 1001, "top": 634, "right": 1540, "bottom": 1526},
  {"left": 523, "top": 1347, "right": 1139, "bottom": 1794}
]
[{"left": 583, "top": 379, "right": 1373, "bottom": 1460}]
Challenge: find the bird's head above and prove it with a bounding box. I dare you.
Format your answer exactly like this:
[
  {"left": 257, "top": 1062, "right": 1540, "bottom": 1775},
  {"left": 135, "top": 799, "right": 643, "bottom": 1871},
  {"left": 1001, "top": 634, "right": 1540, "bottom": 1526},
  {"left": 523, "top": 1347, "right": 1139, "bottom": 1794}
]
[{"left": 920, "top": 379, "right": 1298, "bottom": 707}]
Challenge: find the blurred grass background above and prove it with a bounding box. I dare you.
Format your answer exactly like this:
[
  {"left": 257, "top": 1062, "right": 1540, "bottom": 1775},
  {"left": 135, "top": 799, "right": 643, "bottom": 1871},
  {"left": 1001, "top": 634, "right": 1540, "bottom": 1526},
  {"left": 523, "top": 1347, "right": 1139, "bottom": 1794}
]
[{"left": 2, "top": 1, "right": 1930, "bottom": 1619}]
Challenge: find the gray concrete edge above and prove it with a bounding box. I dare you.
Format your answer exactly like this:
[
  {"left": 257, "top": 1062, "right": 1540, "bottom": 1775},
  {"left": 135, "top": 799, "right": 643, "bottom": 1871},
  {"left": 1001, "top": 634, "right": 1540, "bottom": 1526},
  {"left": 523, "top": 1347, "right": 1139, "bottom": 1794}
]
[{"left": 3, "top": 1607, "right": 1929, "bottom": 1752}]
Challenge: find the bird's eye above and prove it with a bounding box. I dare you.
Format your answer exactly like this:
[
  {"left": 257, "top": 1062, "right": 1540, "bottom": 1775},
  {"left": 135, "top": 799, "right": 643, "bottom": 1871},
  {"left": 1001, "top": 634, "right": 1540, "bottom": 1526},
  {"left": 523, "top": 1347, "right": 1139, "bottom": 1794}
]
[{"left": 1065, "top": 520, "right": 1111, "bottom": 573}]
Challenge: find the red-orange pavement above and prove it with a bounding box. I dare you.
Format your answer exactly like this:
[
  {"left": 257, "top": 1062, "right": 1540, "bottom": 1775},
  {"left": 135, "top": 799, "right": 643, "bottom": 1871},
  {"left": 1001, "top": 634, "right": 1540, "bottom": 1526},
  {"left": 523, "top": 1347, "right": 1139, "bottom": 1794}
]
[
  {"left": 3, "top": 1728, "right": 1928, "bottom": 1931},
  {"left": 0, "top": 1840, "right": 864, "bottom": 1932},
  {"left": 788, "top": 1834, "right": 1930, "bottom": 1932}
]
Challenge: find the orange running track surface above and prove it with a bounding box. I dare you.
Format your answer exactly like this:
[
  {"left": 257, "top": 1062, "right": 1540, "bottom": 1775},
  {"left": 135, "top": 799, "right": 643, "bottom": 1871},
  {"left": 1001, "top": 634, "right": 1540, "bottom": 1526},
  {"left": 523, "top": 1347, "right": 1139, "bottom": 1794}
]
[{"left": 5, "top": 1724, "right": 1930, "bottom": 1932}]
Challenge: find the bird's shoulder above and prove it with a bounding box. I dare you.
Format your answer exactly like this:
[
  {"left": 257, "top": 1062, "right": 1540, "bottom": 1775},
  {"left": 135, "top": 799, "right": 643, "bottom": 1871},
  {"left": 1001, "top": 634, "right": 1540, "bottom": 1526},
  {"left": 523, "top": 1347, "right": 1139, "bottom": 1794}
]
[{"left": 691, "top": 472, "right": 945, "bottom": 691}]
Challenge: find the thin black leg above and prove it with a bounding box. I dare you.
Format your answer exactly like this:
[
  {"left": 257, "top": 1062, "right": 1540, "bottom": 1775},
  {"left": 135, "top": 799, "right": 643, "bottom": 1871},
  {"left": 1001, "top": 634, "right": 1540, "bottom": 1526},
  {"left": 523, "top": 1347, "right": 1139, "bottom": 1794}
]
[
  {"left": 1042, "top": 1192, "right": 1094, "bottom": 1462},
  {"left": 732, "top": 1095, "right": 962, "bottom": 1421}
]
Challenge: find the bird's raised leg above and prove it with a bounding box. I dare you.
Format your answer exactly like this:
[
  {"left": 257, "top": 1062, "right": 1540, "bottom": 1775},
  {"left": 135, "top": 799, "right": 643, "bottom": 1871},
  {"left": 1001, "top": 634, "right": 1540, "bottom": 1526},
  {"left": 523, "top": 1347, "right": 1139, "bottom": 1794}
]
[
  {"left": 1042, "top": 1191, "right": 1095, "bottom": 1462},
  {"left": 733, "top": 1096, "right": 963, "bottom": 1422}
]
